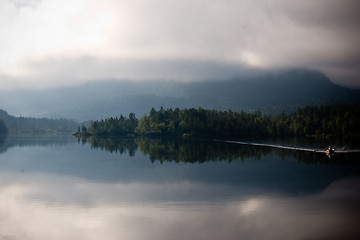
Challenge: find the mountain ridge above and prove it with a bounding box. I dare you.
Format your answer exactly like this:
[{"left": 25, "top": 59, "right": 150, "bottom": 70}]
[{"left": 0, "top": 68, "right": 359, "bottom": 121}]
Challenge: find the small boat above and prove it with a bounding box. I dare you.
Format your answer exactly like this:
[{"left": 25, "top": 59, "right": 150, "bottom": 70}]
[{"left": 326, "top": 146, "right": 335, "bottom": 155}]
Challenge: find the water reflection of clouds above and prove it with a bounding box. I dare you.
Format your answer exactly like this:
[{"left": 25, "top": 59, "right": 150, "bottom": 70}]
[
  {"left": 238, "top": 198, "right": 264, "bottom": 215},
  {"left": 0, "top": 172, "right": 359, "bottom": 240}
]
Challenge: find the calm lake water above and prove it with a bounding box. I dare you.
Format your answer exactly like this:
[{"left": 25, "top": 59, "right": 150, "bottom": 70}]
[{"left": 0, "top": 135, "right": 360, "bottom": 240}]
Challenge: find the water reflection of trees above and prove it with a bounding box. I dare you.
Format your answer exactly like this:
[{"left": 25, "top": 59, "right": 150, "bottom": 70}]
[
  {"left": 136, "top": 138, "right": 273, "bottom": 163},
  {"left": 78, "top": 137, "right": 359, "bottom": 164},
  {"left": 80, "top": 137, "right": 138, "bottom": 157},
  {"left": 0, "top": 134, "right": 6, "bottom": 153},
  {"left": 0, "top": 134, "right": 75, "bottom": 154}
]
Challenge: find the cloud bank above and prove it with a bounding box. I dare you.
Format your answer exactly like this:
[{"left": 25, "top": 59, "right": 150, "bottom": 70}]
[{"left": 0, "top": 0, "right": 359, "bottom": 89}]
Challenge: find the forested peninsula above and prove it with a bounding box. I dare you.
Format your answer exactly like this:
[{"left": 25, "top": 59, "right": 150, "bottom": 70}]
[{"left": 75, "top": 104, "right": 360, "bottom": 139}]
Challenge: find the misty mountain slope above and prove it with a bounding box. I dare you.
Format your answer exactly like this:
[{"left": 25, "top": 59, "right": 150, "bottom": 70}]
[
  {"left": 0, "top": 79, "right": 188, "bottom": 117},
  {"left": 185, "top": 69, "right": 355, "bottom": 111},
  {"left": 0, "top": 69, "right": 358, "bottom": 121}
]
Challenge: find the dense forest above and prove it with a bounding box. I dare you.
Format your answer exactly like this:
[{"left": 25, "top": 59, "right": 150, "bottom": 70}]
[
  {"left": 0, "top": 119, "right": 7, "bottom": 135},
  {"left": 77, "top": 104, "right": 360, "bottom": 139},
  {"left": 77, "top": 113, "right": 138, "bottom": 137},
  {"left": 0, "top": 109, "right": 78, "bottom": 134}
]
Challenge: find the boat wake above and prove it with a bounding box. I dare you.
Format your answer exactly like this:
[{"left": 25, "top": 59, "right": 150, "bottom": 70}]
[{"left": 224, "top": 141, "right": 360, "bottom": 154}]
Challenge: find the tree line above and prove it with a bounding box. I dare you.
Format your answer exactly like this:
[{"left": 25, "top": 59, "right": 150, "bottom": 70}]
[
  {"left": 0, "top": 109, "right": 78, "bottom": 134},
  {"left": 77, "top": 104, "right": 360, "bottom": 139},
  {"left": 77, "top": 113, "right": 138, "bottom": 137}
]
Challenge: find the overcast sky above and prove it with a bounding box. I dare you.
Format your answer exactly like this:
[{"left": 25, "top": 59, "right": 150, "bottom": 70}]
[{"left": 0, "top": 0, "right": 359, "bottom": 89}]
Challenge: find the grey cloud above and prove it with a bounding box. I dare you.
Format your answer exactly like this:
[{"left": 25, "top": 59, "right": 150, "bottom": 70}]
[
  {"left": 19, "top": 55, "right": 263, "bottom": 83},
  {"left": 94, "top": 0, "right": 360, "bottom": 87},
  {"left": 17, "top": 52, "right": 359, "bottom": 89},
  {"left": 1, "top": 0, "right": 359, "bottom": 88},
  {"left": 281, "top": 0, "right": 360, "bottom": 31}
]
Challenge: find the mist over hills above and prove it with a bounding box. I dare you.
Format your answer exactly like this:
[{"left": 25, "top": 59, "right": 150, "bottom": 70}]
[{"left": 1, "top": 69, "right": 359, "bottom": 121}]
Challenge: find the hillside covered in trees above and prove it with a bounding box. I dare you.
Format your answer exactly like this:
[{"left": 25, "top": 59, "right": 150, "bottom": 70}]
[
  {"left": 0, "top": 109, "right": 78, "bottom": 134},
  {"left": 1, "top": 69, "right": 359, "bottom": 122},
  {"left": 76, "top": 104, "right": 360, "bottom": 139}
]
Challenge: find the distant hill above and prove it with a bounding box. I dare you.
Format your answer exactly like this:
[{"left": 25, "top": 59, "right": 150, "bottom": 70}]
[
  {"left": 0, "top": 109, "right": 78, "bottom": 133},
  {"left": 0, "top": 68, "right": 359, "bottom": 121},
  {"left": 184, "top": 69, "right": 359, "bottom": 113}
]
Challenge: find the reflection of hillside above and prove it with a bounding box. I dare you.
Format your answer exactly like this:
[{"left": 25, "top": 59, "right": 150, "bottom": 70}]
[
  {"left": 0, "top": 135, "right": 6, "bottom": 153},
  {"left": 81, "top": 137, "right": 138, "bottom": 157},
  {"left": 136, "top": 138, "right": 272, "bottom": 163},
  {"left": 0, "top": 134, "right": 76, "bottom": 154},
  {"left": 80, "top": 137, "right": 274, "bottom": 162},
  {"left": 79, "top": 136, "right": 360, "bottom": 165},
  {"left": 2, "top": 135, "right": 359, "bottom": 197}
]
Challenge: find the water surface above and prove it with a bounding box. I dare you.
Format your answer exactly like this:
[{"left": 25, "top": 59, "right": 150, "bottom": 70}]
[{"left": 0, "top": 135, "right": 359, "bottom": 240}]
